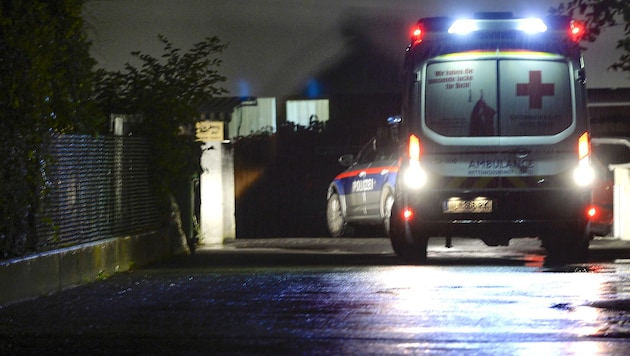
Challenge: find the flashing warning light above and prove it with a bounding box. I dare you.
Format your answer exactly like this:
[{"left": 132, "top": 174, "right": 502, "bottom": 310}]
[
  {"left": 408, "top": 134, "right": 422, "bottom": 161},
  {"left": 387, "top": 115, "right": 402, "bottom": 125},
  {"left": 448, "top": 18, "right": 547, "bottom": 34},
  {"left": 411, "top": 26, "right": 424, "bottom": 44},
  {"left": 578, "top": 132, "right": 590, "bottom": 161},
  {"left": 402, "top": 207, "right": 414, "bottom": 221},
  {"left": 517, "top": 18, "right": 547, "bottom": 33},
  {"left": 569, "top": 20, "right": 586, "bottom": 42},
  {"left": 448, "top": 19, "right": 477, "bottom": 34}
]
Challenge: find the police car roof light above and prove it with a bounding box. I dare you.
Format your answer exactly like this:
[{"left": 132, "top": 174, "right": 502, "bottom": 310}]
[{"left": 387, "top": 115, "right": 402, "bottom": 125}]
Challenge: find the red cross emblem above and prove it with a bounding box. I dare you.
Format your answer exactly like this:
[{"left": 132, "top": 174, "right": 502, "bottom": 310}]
[{"left": 516, "top": 71, "right": 554, "bottom": 109}]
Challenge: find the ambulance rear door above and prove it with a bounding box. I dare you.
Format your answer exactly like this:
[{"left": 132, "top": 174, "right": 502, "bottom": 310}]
[{"left": 421, "top": 52, "right": 580, "bottom": 183}]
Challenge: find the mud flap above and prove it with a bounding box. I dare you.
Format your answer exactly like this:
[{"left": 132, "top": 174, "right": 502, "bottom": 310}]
[{"left": 389, "top": 201, "right": 428, "bottom": 263}]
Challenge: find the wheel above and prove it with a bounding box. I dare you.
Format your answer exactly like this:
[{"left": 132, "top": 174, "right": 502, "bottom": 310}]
[
  {"left": 326, "top": 191, "right": 349, "bottom": 237},
  {"left": 382, "top": 189, "right": 395, "bottom": 237},
  {"left": 389, "top": 200, "right": 427, "bottom": 263},
  {"left": 569, "top": 239, "right": 590, "bottom": 262},
  {"left": 543, "top": 227, "right": 589, "bottom": 265}
]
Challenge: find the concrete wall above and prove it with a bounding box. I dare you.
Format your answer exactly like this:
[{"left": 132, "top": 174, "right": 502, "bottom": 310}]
[
  {"left": 0, "top": 230, "right": 182, "bottom": 306},
  {"left": 613, "top": 164, "right": 630, "bottom": 240},
  {"left": 200, "top": 142, "right": 236, "bottom": 244}
]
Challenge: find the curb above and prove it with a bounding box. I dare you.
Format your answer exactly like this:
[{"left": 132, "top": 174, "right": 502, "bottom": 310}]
[
  {"left": 0, "top": 230, "right": 183, "bottom": 306},
  {"left": 590, "top": 237, "right": 630, "bottom": 251}
]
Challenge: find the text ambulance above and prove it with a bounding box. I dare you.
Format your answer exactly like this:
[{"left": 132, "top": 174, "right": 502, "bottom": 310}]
[{"left": 389, "top": 13, "right": 594, "bottom": 263}]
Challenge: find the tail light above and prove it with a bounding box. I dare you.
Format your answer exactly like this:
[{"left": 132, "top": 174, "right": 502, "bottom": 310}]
[
  {"left": 578, "top": 131, "right": 590, "bottom": 160},
  {"left": 402, "top": 207, "right": 415, "bottom": 221},
  {"left": 573, "top": 132, "right": 594, "bottom": 187},
  {"left": 403, "top": 134, "right": 427, "bottom": 189},
  {"left": 409, "top": 134, "right": 422, "bottom": 160},
  {"left": 586, "top": 205, "right": 598, "bottom": 220}
]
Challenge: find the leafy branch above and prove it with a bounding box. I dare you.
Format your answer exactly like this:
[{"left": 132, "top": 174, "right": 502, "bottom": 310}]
[
  {"left": 94, "top": 35, "right": 228, "bottom": 213},
  {"left": 551, "top": 0, "right": 630, "bottom": 71}
]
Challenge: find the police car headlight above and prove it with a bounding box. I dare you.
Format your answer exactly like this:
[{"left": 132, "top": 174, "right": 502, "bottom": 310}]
[
  {"left": 403, "top": 161, "right": 427, "bottom": 190},
  {"left": 573, "top": 164, "right": 595, "bottom": 187}
]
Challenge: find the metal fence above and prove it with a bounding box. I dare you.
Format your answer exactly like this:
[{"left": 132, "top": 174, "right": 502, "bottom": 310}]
[{"left": 36, "top": 135, "right": 159, "bottom": 249}]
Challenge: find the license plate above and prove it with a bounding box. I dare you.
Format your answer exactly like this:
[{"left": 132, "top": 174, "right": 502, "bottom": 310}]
[{"left": 443, "top": 199, "right": 493, "bottom": 213}]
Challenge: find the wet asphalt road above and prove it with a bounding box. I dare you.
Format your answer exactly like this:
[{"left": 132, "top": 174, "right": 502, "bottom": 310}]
[{"left": 2, "top": 237, "right": 630, "bottom": 355}]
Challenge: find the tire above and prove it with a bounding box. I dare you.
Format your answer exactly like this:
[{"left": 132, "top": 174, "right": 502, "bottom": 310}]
[
  {"left": 543, "top": 227, "right": 589, "bottom": 265},
  {"left": 326, "top": 191, "right": 348, "bottom": 237},
  {"left": 382, "top": 190, "right": 395, "bottom": 237},
  {"left": 389, "top": 201, "right": 428, "bottom": 263}
]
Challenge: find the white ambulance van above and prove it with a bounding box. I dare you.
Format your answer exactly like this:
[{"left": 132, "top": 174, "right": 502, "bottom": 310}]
[{"left": 389, "top": 13, "right": 594, "bottom": 263}]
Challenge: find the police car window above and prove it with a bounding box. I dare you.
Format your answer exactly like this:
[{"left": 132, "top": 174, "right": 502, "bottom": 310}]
[
  {"left": 357, "top": 139, "right": 377, "bottom": 164},
  {"left": 376, "top": 138, "right": 396, "bottom": 161},
  {"left": 374, "top": 127, "right": 397, "bottom": 161}
]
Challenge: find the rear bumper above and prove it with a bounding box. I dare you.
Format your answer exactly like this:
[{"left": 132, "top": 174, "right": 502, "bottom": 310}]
[
  {"left": 588, "top": 221, "right": 612, "bottom": 237},
  {"left": 399, "top": 188, "right": 591, "bottom": 239}
]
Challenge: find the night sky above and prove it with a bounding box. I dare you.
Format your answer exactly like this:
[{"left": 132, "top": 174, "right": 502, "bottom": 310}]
[{"left": 84, "top": 0, "right": 629, "bottom": 97}]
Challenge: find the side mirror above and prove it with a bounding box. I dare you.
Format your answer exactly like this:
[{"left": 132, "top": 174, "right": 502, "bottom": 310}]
[{"left": 338, "top": 154, "right": 354, "bottom": 167}]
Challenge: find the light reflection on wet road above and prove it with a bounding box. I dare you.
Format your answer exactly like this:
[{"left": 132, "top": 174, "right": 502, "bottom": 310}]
[{"left": 1, "top": 237, "right": 630, "bottom": 354}]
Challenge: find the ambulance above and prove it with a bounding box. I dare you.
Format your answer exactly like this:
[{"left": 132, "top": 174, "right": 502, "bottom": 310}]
[{"left": 389, "top": 13, "right": 594, "bottom": 263}]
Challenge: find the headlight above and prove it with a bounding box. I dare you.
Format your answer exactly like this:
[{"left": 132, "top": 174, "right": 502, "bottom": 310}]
[
  {"left": 403, "top": 161, "right": 427, "bottom": 189},
  {"left": 573, "top": 163, "right": 594, "bottom": 187}
]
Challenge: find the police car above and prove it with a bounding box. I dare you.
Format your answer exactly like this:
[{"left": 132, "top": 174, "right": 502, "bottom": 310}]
[{"left": 326, "top": 119, "right": 400, "bottom": 237}]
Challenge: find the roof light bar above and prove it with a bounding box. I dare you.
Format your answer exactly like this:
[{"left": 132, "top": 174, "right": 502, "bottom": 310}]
[
  {"left": 448, "top": 19, "right": 477, "bottom": 34},
  {"left": 387, "top": 115, "right": 402, "bottom": 125},
  {"left": 448, "top": 18, "right": 547, "bottom": 34},
  {"left": 517, "top": 18, "right": 547, "bottom": 33}
]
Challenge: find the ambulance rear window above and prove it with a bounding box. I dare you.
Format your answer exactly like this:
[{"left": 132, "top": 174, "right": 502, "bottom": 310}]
[{"left": 424, "top": 57, "right": 572, "bottom": 137}]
